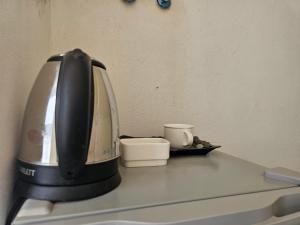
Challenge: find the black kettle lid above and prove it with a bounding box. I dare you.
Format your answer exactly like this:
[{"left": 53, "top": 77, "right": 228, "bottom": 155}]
[{"left": 47, "top": 48, "right": 106, "bottom": 70}]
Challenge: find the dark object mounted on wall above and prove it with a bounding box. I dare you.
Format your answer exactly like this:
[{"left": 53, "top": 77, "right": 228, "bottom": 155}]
[
  {"left": 157, "top": 0, "right": 171, "bottom": 9},
  {"left": 122, "top": 0, "right": 171, "bottom": 9},
  {"left": 123, "top": 0, "right": 136, "bottom": 3}
]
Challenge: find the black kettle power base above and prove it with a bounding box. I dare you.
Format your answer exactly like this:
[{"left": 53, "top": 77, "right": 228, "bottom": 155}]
[
  {"left": 6, "top": 173, "right": 120, "bottom": 225},
  {"left": 15, "top": 172, "right": 121, "bottom": 202},
  {"left": 15, "top": 157, "right": 121, "bottom": 202}
]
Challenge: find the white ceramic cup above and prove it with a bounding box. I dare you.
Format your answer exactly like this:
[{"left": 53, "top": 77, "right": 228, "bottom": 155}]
[{"left": 163, "top": 124, "right": 194, "bottom": 148}]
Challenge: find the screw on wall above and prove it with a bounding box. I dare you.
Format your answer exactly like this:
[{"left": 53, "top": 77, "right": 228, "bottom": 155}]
[
  {"left": 157, "top": 0, "right": 171, "bottom": 9},
  {"left": 123, "top": 0, "right": 136, "bottom": 4}
]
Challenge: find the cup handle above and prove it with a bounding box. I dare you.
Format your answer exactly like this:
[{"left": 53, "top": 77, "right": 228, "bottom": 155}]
[{"left": 183, "top": 131, "right": 193, "bottom": 146}]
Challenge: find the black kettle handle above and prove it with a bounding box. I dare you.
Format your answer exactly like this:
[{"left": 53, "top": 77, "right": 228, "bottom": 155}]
[{"left": 55, "top": 49, "right": 94, "bottom": 180}]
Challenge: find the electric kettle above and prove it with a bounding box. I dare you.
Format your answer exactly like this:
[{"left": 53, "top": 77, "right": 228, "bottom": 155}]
[{"left": 16, "top": 49, "right": 121, "bottom": 201}]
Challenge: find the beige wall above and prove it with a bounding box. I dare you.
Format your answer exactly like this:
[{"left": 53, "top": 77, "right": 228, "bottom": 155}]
[
  {"left": 50, "top": 0, "right": 300, "bottom": 171},
  {"left": 0, "top": 0, "right": 50, "bottom": 223},
  {"left": 1, "top": 0, "right": 300, "bottom": 223}
]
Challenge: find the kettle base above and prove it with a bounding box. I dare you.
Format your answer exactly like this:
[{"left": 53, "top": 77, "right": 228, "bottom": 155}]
[{"left": 15, "top": 172, "right": 121, "bottom": 202}]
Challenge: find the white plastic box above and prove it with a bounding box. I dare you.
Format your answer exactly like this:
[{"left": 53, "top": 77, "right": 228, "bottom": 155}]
[{"left": 120, "top": 138, "right": 170, "bottom": 167}]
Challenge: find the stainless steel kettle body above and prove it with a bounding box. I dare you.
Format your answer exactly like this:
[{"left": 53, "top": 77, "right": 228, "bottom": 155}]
[{"left": 16, "top": 49, "right": 121, "bottom": 201}]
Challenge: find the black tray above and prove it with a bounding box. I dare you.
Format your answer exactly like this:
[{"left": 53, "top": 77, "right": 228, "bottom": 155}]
[{"left": 170, "top": 145, "right": 221, "bottom": 156}]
